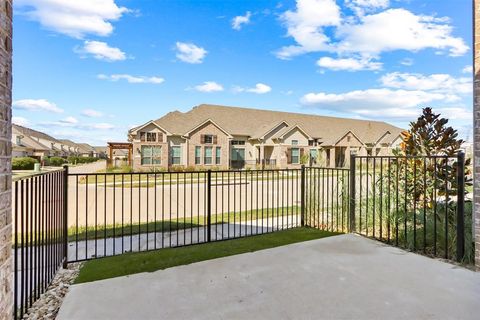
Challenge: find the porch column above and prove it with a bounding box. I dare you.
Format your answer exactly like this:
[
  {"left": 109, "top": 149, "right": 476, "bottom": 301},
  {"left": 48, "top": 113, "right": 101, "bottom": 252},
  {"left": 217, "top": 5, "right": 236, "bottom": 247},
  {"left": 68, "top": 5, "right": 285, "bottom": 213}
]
[
  {"left": 329, "top": 148, "right": 336, "bottom": 168},
  {"left": 474, "top": 0, "right": 480, "bottom": 270},
  {"left": 0, "top": 1, "right": 13, "bottom": 318},
  {"left": 260, "top": 144, "right": 265, "bottom": 168}
]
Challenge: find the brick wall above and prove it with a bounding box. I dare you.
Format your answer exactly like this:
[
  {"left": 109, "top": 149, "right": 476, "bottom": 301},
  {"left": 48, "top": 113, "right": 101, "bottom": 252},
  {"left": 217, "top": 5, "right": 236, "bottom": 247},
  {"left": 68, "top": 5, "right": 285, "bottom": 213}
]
[
  {"left": 0, "top": 0, "right": 12, "bottom": 318},
  {"left": 474, "top": 0, "right": 480, "bottom": 270},
  {"left": 187, "top": 122, "right": 230, "bottom": 168}
]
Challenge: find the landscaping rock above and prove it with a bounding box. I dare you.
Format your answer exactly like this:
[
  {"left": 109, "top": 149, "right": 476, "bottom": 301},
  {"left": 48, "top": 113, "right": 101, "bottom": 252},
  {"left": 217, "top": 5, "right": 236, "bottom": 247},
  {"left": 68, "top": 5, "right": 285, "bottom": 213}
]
[{"left": 22, "top": 263, "right": 83, "bottom": 320}]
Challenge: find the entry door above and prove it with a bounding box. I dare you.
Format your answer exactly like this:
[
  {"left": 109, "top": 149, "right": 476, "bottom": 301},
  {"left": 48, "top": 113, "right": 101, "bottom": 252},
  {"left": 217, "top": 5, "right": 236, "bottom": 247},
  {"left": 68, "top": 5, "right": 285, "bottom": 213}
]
[{"left": 231, "top": 148, "right": 245, "bottom": 168}]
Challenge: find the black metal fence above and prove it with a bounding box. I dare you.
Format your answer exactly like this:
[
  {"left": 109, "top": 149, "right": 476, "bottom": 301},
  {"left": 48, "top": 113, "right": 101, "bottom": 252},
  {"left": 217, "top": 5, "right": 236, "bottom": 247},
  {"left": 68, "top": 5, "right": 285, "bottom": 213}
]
[
  {"left": 11, "top": 156, "right": 471, "bottom": 318},
  {"left": 66, "top": 168, "right": 303, "bottom": 262},
  {"left": 304, "top": 167, "right": 350, "bottom": 233},
  {"left": 12, "top": 170, "right": 66, "bottom": 319},
  {"left": 350, "top": 153, "right": 471, "bottom": 263}
]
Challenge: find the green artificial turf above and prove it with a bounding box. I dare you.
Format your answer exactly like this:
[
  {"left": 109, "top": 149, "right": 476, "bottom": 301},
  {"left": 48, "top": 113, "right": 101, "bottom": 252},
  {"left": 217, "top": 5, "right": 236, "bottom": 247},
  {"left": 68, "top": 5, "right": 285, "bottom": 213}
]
[{"left": 75, "top": 227, "right": 340, "bottom": 283}]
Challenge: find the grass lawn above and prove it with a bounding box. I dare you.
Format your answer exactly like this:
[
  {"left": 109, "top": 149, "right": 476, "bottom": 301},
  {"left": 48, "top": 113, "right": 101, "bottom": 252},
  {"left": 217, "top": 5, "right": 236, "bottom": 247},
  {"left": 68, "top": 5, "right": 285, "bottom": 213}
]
[{"left": 75, "top": 227, "right": 340, "bottom": 283}]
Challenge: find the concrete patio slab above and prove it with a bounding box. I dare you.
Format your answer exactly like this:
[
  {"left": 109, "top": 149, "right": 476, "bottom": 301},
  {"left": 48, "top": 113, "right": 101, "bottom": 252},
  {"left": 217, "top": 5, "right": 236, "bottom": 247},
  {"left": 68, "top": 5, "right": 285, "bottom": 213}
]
[{"left": 58, "top": 234, "right": 480, "bottom": 320}]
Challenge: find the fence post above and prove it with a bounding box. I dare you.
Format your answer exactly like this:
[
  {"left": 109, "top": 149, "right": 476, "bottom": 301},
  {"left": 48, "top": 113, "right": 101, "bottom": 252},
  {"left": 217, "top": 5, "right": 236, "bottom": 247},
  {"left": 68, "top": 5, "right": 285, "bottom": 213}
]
[
  {"left": 207, "top": 169, "right": 212, "bottom": 242},
  {"left": 456, "top": 152, "right": 465, "bottom": 262},
  {"left": 301, "top": 165, "right": 305, "bottom": 227},
  {"left": 63, "top": 165, "right": 69, "bottom": 268},
  {"left": 349, "top": 154, "right": 356, "bottom": 233}
]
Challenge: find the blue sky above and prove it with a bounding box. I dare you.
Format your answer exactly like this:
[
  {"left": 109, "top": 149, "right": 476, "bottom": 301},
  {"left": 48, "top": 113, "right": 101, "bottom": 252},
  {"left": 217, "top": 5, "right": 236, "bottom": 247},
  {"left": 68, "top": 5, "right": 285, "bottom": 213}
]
[{"left": 13, "top": 0, "right": 472, "bottom": 145}]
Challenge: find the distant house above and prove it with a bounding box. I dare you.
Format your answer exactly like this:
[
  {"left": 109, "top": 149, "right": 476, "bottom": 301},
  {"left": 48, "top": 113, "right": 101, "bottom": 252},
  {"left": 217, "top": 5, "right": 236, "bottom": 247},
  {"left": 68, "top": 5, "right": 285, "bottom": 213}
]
[
  {"left": 128, "top": 104, "right": 404, "bottom": 170},
  {"left": 11, "top": 124, "right": 101, "bottom": 161},
  {"left": 12, "top": 124, "right": 64, "bottom": 159}
]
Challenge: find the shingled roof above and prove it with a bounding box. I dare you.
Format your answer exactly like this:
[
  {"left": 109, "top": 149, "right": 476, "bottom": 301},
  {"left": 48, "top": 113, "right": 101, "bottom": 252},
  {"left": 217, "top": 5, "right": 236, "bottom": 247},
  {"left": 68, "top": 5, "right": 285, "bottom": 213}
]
[{"left": 143, "top": 104, "right": 403, "bottom": 146}]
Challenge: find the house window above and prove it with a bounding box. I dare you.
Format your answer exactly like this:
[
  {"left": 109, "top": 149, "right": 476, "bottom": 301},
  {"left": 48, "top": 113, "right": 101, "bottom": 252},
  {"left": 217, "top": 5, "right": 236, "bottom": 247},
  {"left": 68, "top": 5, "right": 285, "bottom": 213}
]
[
  {"left": 292, "top": 140, "right": 298, "bottom": 146},
  {"left": 16, "top": 136, "right": 22, "bottom": 146},
  {"left": 204, "top": 135, "right": 213, "bottom": 144},
  {"left": 140, "top": 132, "right": 146, "bottom": 142},
  {"left": 291, "top": 148, "right": 300, "bottom": 164},
  {"left": 215, "top": 147, "right": 221, "bottom": 165},
  {"left": 231, "top": 140, "right": 245, "bottom": 145},
  {"left": 204, "top": 147, "right": 213, "bottom": 165},
  {"left": 347, "top": 135, "right": 351, "bottom": 142},
  {"left": 147, "top": 132, "right": 157, "bottom": 142},
  {"left": 141, "top": 146, "right": 162, "bottom": 165},
  {"left": 195, "top": 146, "right": 201, "bottom": 165},
  {"left": 308, "top": 140, "right": 315, "bottom": 146},
  {"left": 171, "top": 146, "right": 181, "bottom": 165}
]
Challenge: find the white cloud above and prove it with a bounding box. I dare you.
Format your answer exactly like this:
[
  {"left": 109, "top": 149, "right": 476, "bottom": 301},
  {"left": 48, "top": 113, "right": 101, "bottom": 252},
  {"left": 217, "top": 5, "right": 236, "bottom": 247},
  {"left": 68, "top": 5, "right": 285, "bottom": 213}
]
[
  {"left": 276, "top": 2, "right": 468, "bottom": 62},
  {"left": 336, "top": 9, "right": 469, "bottom": 57},
  {"left": 60, "top": 116, "right": 79, "bottom": 124},
  {"left": 234, "top": 83, "right": 272, "bottom": 94},
  {"left": 462, "top": 65, "right": 473, "bottom": 74},
  {"left": 175, "top": 42, "right": 207, "bottom": 64},
  {"left": 97, "top": 74, "right": 164, "bottom": 84},
  {"left": 380, "top": 72, "right": 472, "bottom": 94},
  {"left": 39, "top": 120, "right": 115, "bottom": 130},
  {"left": 276, "top": 0, "right": 341, "bottom": 59},
  {"left": 13, "top": 99, "right": 63, "bottom": 113},
  {"left": 15, "top": 0, "right": 129, "bottom": 38},
  {"left": 81, "top": 109, "right": 103, "bottom": 118},
  {"left": 232, "top": 11, "right": 252, "bottom": 30},
  {"left": 400, "top": 58, "right": 414, "bottom": 66},
  {"left": 317, "top": 56, "right": 382, "bottom": 71},
  {"left": 345, "top": 0, "right": 389, "bottom": 16},
  {"left": 78, "top": 40, "right": 126, "bottom": 61},
  {"left": 301, "top": 88, "right": 459, "bottom": 119},
  {"left": 193, "top": 81, "right": 224, "bottom": 92},
  {"left": 12, "top": 116, "right": 29, "bottom": 126}
]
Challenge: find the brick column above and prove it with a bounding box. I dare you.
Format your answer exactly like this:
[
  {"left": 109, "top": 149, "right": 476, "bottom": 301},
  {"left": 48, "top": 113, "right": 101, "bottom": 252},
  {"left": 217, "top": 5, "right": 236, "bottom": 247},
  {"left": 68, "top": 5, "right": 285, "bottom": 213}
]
[
  {"left": 0, "top": 0, "right": 12, "bottom": 317},
  {"left": 474, "top": 0, "right": 480, "bottom": 270}
]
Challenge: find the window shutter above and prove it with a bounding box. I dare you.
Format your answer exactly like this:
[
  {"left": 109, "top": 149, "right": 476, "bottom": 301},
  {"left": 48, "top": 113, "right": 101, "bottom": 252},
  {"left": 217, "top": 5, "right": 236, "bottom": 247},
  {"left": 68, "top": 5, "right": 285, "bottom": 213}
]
[
  {"left": 200, "top": 134, "right": 205, "bottom": 144},
  {"left": 213, "top": 135, "right": 218, "bottom": 144},
  {"left": 287, "top": 148, "right": 291, "bottom": 164}
]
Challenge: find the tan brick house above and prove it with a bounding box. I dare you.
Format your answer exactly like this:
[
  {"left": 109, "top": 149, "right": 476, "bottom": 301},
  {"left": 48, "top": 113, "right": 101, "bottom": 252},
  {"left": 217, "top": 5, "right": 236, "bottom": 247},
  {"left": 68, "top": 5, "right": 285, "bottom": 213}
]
[{"left": 128, "top": 104, "right": 403, "bottom": 170}]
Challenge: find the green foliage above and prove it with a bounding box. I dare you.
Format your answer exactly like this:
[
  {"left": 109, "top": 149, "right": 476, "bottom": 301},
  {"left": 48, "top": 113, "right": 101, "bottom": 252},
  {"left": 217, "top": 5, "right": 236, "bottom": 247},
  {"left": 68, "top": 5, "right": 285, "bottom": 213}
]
[
  {"left": 300, "top": 153, "right": 310, "bottom": 165},
  {"left": 400, "top": 107, "right": 463, "bottom": 156},
  {"left": 68, "top": 156, "right": 99, "bottom": 164},
  {"left": 12, "top": 157, "right": 38, "bottom": 170},
  {"left": 44, "top": 156, "right": 67, "bottom": 167}
]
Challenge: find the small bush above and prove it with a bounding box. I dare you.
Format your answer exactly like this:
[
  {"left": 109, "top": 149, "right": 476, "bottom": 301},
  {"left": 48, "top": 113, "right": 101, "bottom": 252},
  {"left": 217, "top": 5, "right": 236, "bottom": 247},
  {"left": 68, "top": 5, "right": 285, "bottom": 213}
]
[
  {"left": 45, "top": 156, "right": 67, "bottom": 167},
  {"left": 12, "top": 157, "right": 38, "bottom": 170},
  {"left": 68, "top": 156, "right": 99, "bottom": 165}
]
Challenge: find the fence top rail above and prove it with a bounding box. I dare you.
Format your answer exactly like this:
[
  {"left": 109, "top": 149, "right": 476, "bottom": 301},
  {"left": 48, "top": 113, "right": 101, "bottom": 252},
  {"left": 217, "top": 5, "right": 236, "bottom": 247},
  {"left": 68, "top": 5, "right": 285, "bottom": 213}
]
[
  {"left": 67, "top": 168, "right": 304, "bottom": 176},
  {"left": 13, "top": 168, "right": 65, "bottom": 182},
  {"left": 355, "top": 155, "right": 459, "bottom": 159},
  {"left": 305, "top": 166, "right": 350, "bottom": 171}
]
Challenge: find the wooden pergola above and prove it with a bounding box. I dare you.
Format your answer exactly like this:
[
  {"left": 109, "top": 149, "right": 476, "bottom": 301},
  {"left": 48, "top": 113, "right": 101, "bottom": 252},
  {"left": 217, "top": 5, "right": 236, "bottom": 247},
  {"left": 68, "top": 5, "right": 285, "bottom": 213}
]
[{"left": 107, "top": 142, "right": 133, "bottom": 167}]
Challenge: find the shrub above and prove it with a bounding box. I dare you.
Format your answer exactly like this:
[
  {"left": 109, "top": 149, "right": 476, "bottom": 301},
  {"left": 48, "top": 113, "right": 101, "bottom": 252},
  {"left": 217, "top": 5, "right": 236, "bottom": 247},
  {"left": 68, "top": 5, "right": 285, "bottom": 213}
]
[
  {"left": 68, "top": 156, "right": 99, "bottom": 164},
  {"left": 45, "top": 156, "right": 67, "bottom": 167},
  {"left": 12, "top": 157, "right": 38, "bottom": 170}
]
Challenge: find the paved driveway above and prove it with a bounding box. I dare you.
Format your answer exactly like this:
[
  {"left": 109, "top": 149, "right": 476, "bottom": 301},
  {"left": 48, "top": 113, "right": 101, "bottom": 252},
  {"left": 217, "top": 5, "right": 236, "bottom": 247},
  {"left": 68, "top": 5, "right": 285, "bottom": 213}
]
[{"left": 58, "top": 234, "right": 480, "bottom": 320}]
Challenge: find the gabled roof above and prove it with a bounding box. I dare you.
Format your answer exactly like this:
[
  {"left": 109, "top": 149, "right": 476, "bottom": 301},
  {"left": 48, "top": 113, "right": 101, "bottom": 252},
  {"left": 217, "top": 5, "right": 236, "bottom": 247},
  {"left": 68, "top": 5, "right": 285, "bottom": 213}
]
[
  {"left": 271, "top": 124, "right": 312, "bottom": 140},
  {"left": 140, "top": 104, "right": 402, "bottom": 145},
  {"left": 182, "top": 118, "right": 232, "bottom": 138},
  {"left": 16, "top": 135, "right": 50, "bottom": 151},
  {"left": 331, "top": 130, "right": 365, "bottom": 146},
  {"left": 13, "top": 124, "right": 61, "bottom": 143},
  {"left": 129, "top": 120, "right": 172, "bottom": 135}
]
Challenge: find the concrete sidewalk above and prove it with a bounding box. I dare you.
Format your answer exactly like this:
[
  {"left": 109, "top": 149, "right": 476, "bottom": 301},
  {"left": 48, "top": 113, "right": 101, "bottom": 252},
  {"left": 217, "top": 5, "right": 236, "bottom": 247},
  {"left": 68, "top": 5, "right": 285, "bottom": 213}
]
[{"left": 58, "top": 234, "right": 480, "bottom": 320}]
